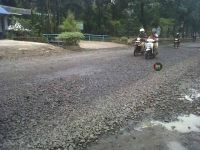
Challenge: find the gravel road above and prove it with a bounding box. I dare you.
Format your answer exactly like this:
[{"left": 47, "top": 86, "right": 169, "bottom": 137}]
[
  {"left": 79, "top": 41, "right": 126, "bottom": 49},
  {"left": 0, "top": 41, "right": 200, "bottom": 150}
]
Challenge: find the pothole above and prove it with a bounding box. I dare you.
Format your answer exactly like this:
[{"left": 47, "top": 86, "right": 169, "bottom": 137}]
[
  {"left": 152, "top": 114, "right": 200, "bottom": 133},
  {"left": 178, "top": 88, "right": 200, "bottom": 102},
  {"left": 168, "top": 141, "right": 188, "bottom": 150}
]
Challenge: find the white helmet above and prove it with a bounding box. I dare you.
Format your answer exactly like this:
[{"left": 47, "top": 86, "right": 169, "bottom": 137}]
[
  {"left": 152, "top": 28, "right": 156, "bottom": 32},
  {"left": 140, "top": 28, "right": 145, "bottom": 32},
  {"left": 154, "top": 33, "right": 158, "bottom": 38}
]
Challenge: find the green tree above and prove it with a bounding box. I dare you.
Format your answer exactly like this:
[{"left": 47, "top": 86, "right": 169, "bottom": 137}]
[
  {"left": 59, "top": 10, "right": 79, "bottom": 32},
  {"left": 2, "top": 0, "right": 200, "bottom": 37}
]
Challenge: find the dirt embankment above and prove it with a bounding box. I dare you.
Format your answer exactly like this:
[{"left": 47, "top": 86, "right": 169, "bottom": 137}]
[
  {"left": 0, "top": 40, "right": 70, "bottom": 60},
  {"left": 0, "top": 40, "right": 127, "bottom": 60}
]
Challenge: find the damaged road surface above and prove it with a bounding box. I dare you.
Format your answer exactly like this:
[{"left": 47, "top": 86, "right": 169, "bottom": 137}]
[
  {"left": 0, "top": 42, "right": 200, "bottom": 150},
  {"left": 87, "top": 63, "right": 200, "bottom": 150}
]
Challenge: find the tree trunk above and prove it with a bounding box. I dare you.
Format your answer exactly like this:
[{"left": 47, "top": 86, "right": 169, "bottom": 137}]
[
  {"left": 186, "top": 25, "right": 188, "bottom": 38},
  {"left": 140, "top": 2, "right": 146, "bottom": 30},
  {"left": 167, "top": 28, "right": 170, "bottom": 38},
  {"left": 182, "top": 24, "right": 185, "bottom": 38},
  {"left": 173, "top": 25, "right": 176, "bottom": 38},
  {"left": 98, "top": 7, "right": 101, "bottom": 34},
  {"left": 46, "top": 0, "right": 53, "bottom": 33},
  {"left": 46, "top": 0, "right": 50, "bottom": 33},
  {"left": 160, "top": 26, "right": 163, "bottom": 38},
  {"left": 56, "top": 0, "right": 61, "bottom": 33},
  {"left": 193, "top": 24, "right": 196, "bottom": 35}
]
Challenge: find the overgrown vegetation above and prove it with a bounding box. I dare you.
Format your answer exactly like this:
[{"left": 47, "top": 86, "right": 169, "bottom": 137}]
[
  {"left": 3, "top": 32, "right": 14, "bottom": 39},
  {"left": 120, "top": 36, "right": 128, "bottom": 41}
]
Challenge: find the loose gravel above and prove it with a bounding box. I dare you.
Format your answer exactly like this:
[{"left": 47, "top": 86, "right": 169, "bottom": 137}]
[
  {"left": 0, "top": 42, "right": 200, "bottom": 150},
  {"left": 87, "top": 58, "right": 200, "bottom": 150}
]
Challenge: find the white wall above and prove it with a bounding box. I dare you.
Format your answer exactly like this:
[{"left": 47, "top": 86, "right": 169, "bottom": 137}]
[
  {"left": 4, "top": 15, "right": 8, "bottom": 30},
  {"left": 0, "top": 15, "right": 2, "bottom": 32},
  {"left": 0, "top": 15, "right": 8, "bottom": 32}
]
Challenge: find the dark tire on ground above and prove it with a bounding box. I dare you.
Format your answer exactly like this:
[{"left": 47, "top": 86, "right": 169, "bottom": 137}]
[
  {"left": 174, "top": 43, "right": 178, "bottom": 49},
  {"left": 145, "top": 50, "right": 150, "bottom": 59},
  {"left": 134, "top": 47, "right": 138, "bottom": 56}
]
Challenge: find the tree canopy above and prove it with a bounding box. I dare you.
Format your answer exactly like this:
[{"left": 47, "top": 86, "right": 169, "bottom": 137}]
[{"left": 1, "top": 0, "right": 200, "bottom": 37}]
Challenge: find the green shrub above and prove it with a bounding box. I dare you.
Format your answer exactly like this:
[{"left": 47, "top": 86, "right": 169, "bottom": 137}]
[
  {"left": 120, "top": 36, "right": 128, "bottom": 41},
  {"left": 34, "top": 37, "right": 46, "bottom": 43},
  {"left": 27, "top": 35, "right": 46, "bottom": 43},
  {"left": 56, "top": 32, "right": 85, "bottom": 45},
  {"left": 112, "top": 20, "right": 125, "bottom": 37},
  {"left": 17, "top": 18, "right": 31, "bottom": 30},
  {"left": 37, "top": 35, "right": 46, "bottom": 43},
  {"left": 3, "top": 32, "right": 14, "bottom": 39}
]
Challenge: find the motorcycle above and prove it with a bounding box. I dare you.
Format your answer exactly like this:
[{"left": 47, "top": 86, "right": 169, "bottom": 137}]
[
  {"left": 144, "top": 39, "right": 157, "bottom": 59},
  {"left": 193, "top": 37, "right": 196, "bottom": 42},
  {"left": 174, "top": 38, "right": 179, "bottom": 49},
  {"left": 134, "top": 38, "right": 144, "bottom": 56}
]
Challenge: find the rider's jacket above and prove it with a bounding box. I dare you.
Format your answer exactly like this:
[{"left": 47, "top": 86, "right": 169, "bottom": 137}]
[
  {"left": 138, "top": 33, "right": 147, "bottom": 39},
  {"left": 175, "top": 35, "right": 180, "bottom": 39},
  {"left": 149, "top": 33, "right": 158, "bottom": 40}
]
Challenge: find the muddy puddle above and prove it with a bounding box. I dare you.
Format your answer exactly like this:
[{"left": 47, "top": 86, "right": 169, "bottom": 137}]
[
  {"left": 86, "top": 114, "right": 200, "bottom": 150},
  {"left": 86, "top": 76, "right": 200, "bottom": 150},
  {"left": 168, "top": 141, "right": 188, "bottom": 150},
  {"left": 178, "top": 89, "right": 200, "bottom": 102},
  {"left": 152, "top": 114, "right": 200, "bottom": 133}
]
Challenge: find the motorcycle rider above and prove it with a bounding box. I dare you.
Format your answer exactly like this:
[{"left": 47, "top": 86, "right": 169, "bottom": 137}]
[
  {"left": 148, "top": 29, "right": 159, "bottom": 54},
  {"left": 175, "top": 33, "right": 180, "bottom": 46},
  {"left": 193, "top": 33, "right": 196, "bottom": 42},
  {"left": 137, "top": 28, "right": 147, "bottom": 51}
]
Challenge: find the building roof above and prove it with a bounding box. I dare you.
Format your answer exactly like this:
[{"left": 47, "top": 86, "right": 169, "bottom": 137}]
[
  {"left": 0, "top": 5, "right": 31, "bottom": 15},
  {"left": 0, "top": 6, "right": 9, "bottom": 15}
]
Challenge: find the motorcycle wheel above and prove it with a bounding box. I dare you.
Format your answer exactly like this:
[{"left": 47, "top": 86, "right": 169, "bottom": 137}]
[
  {"left": 134, "top": 47, "right": 138, "bottom": 56},
  {"left": 145, "top": 51, "right": 150, "bottom": 59},
  {"left": 174, "top": 43, "right": 178, "bottom": 49}
]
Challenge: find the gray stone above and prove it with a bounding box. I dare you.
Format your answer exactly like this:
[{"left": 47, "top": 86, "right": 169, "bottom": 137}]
[
  {"left": 80, "top": 139, "right": 85, "bottom": 143},
  {"left": 171, "top": 126, "right": 176, "bottom": 130},
  {"left": 68, "top": 145, "right": 74, "bottom": 150}
]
